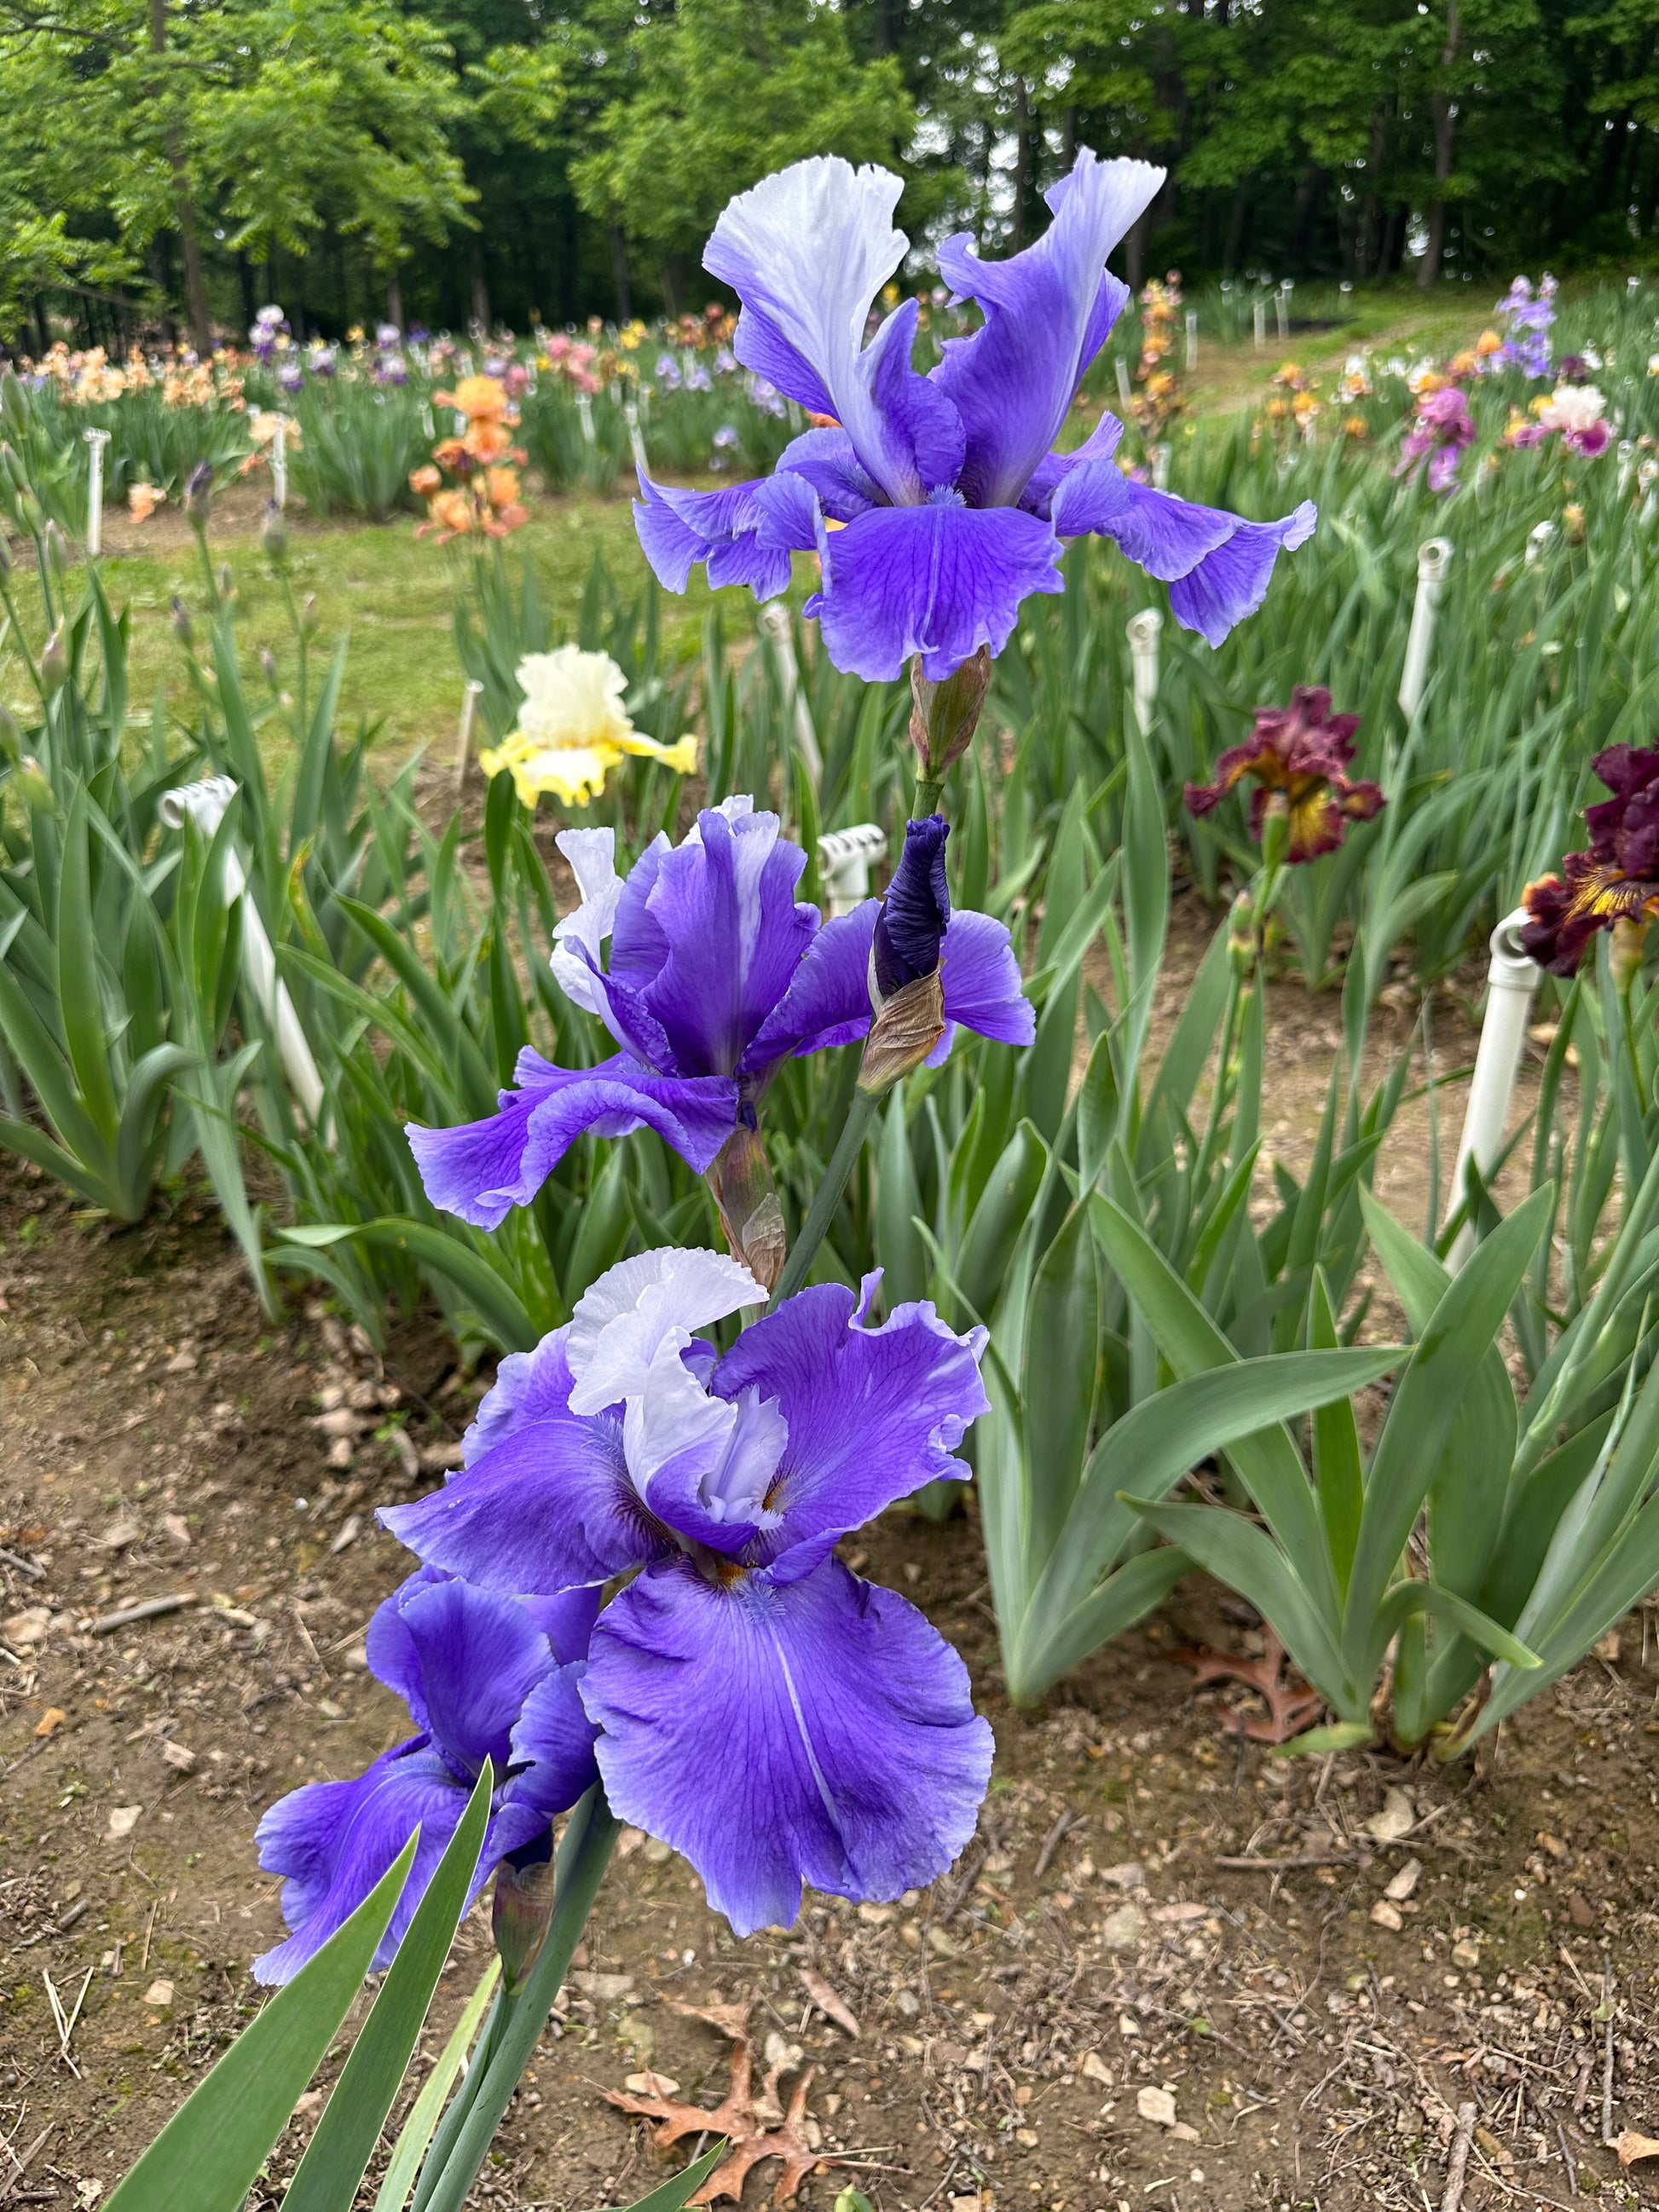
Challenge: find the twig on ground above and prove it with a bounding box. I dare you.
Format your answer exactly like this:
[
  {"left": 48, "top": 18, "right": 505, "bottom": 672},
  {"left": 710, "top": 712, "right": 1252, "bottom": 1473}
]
[
  {"left": 1032, "top": 1811, "right": 1076, "bottom": 1880},
  {"left": 89, "top": 1591, "right": 195, "bottom": 1636},
  {"left": 1441, "top": 2101, "right": 1477, "bottom": 2212}
]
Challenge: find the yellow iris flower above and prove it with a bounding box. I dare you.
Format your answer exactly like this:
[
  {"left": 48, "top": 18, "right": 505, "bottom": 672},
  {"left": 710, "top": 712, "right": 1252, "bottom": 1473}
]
[{"left": 478, "top": 645, "right": 697, "bottom": 810}]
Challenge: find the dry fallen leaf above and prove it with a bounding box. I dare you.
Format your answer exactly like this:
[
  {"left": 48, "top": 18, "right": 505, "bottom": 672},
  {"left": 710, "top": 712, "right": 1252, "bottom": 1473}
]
[
  {"left": 33, "top": 1707, "right": 66, "bottom": 1739},
  {"left": 605, "top": 1998, "right": 840, "bottom": 2205},
  {"left": 798, "top": 1968, "right": 859, "bottom": 2040},
  {"left": 1171, "top": 1629, "right": 1324, "bottom": 1742},
  {"left": 1617, "top": 2130, "right": 1659, "bottom": 2169},
  {"left": 3, "top": 1606, "right": 50, "bottom": 1647}
]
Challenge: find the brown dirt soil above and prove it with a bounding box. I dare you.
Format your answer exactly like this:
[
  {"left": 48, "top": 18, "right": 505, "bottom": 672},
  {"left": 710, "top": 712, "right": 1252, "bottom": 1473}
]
[{"left": 0, "top": 927, "right": 1652, "bottom": 2212}]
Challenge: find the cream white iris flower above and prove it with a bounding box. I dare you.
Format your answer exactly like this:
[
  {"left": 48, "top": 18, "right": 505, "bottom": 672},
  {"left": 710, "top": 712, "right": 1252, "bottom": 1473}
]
[{"left": 479, "top": 646, "right": 697, "bottom": 809}]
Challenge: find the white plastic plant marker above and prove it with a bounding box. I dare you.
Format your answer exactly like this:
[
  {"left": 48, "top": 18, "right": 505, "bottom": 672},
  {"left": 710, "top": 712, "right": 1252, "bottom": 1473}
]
[
  {"left": 83, "top": 429, "right": 111, "bottom": 557},
  {"left": 158, "top": 775, "right": 326, "bottom": 1130},
  {"left": 454, "top": 678, "right": 484, "bottom": 796},
  {"left": 624, "top": 400, "right": 648, "bottom": 479},
  {"left": 1445, "top": 907, "right": 1540, "bottom": 1272},
  {"left": 272, "top": 418, "right": 289, "bottom": 511},
  {"left": 576, "top": 391, "right": 597, "bottom": 446},
  {"left": 1398, "top": 536, "right": 1452, "bottom": 722},
  {"left": 1114, "top": 357, "right": 1133, "bottom": 412},
  {"left": 756, "top": 602, "right": 824, "bottom": 787},
  {"left": 1253, "top": 298, "right": 1267, "bottom": 349},
  {"left": 817, "top": 823, "right": 887, "bottom": 919},
  {"left": 1184, "top": 310, "right": 1198, "bottom": 371},
  {"left": 1127, "top": 608, "right": 1163, "bottom": 739}
]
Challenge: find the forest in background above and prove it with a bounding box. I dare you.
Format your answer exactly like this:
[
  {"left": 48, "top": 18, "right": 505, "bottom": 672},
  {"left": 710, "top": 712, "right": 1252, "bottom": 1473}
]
[{"left": 5, "top": 0, "right": 1659, "bottom": 349}]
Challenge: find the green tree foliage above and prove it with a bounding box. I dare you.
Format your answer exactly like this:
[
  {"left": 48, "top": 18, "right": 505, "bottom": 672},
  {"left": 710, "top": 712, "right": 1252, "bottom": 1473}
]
[
  {"left": 5, "top": 0, "right": 1659, "bottom": 346},
  {"left": 571, "top": 0, "right": 913, "bottom": 267}
]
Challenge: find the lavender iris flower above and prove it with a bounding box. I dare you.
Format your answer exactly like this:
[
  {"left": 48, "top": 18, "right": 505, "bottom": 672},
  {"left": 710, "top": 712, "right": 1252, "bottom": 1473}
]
[
  {"left": 408, "top": 798, "right": 1032, "bottom": 1230},
  {"left": 251, "top": 1567, "right": 598, "bottom": 1984},
  {"left": 633, "top": 153, "right": 1315, "bottom": 680},
  {"left": 382, "top": 1247, "right": 993, "bottom": 1932}
]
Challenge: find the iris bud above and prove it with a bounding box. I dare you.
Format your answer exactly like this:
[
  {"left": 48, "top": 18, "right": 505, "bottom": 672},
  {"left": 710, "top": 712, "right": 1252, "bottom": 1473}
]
[
  {"left": 42, "top": 520, "right": 66, "bottom": 578},
  {"left": 490, "top": 1832, "right": 554, "bottom": 1994},
  {"left": 1228, "top": 887, "right": 1257, "bottom": 976},
  {"left": 38, "top": 621, "right": 68, "bottom": 695},
  {"left": 910, "top": 644, "right": 991, "bottom": 791},
  {"left": 260, "top": 648, "right": 279, "bottom": 685},
  {"left": 0, "top": 371, "right": 28, "bottom": 433},
  {"left": 860, "top": 816, "right": 950, "bottom": 1094},
  {"left": 0, "top": 532, "right": 10, "bottom": 577},
  {"left": 1259, "top": 790, "right": 1291, "bottom": 875},
  {"left": 260, "top": 499, "right": 287, "bottom": 561},
  {"left": 183, "top": 461, "right": 214, "bottom": 525},
  {"left": 217, "top": 562, "right": 235, "bottom": 604},
  {"left": 13, "top": 754, "right": 56, "bottom": 814},
  {"left": 299, "top": 592, "right": 320, "bottom": 639},
  {"left": 1611, "top": 915, "right": 1647, "bottom": 994},
  {"left": 0, "top": 704, "right": 20, "bottom": 754},
  {"left": 171, "top": 595, "right": 194, "bottom": 647},
  {"left": 708, "top": 1113, "right": 786, "bottom": 1291}
]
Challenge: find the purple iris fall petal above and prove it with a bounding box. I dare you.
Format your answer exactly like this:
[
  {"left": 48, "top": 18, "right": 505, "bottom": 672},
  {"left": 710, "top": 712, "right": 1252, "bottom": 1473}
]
[
  {"left": 407, "top": 1052, "right": 737, "bottom": 1230},
  {"left": 930, "top": 909, "right": 1038, "bottom": 1065},
  {"left": 523, "top": 1585, "right": 604, "bottom": 1664},
  {"left": 253, "top": 1568, "right": 598, "bottom": 1984},
  {"left": 510, "top": 1664, "right": 601, "bottom": 1814},
  {"left": 1166, "top": 505, "right": 1319, "bottom": 650},
  {"left": 254, "top": 1743, "right": 536, "bottom": 1985},
  {"left": 808, "top": 500, "right": 1065, "bottom": 684},
  {"left": 381, "top": 1389, "right": 657, "bottom": 1594},
  {"left": 631, "top": 150, "right": 1315, "bottom": 673},
  {"left": 365, "top": 1569, "right": 558, "bottom": 1778},
  {"left": 584, "top": 1556, "right": 992, "bottom": 1936}
]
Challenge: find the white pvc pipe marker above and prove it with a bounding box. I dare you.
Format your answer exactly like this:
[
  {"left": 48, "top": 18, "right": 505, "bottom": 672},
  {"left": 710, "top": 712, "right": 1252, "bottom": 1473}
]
[
  {"left": 624, "top": 401, "right": 649, "bottom": 480},
  {"left": 1445, "top": 907, "right": 1540, "bottom": 1272},
  {"left": 817, "top": 823, "right": 887, "bottom": 918},
  {"left": 1127, "top": 608, "right": 1163, "bottom": 737},
  {"left": 756, "top": 602, "right": 824, "bottom": 787},
  {"left": 158, "top": 775, "right": 326, "bottom": 1130},
  {"left": 1398, "top": 536, "right": 1453, "bottom": 721},
  {"left": 272, "top": 418, "right": 289, "bottom": 511},
  {"left": 84, "top": 428, "right": 110, "bottom": 557},
  {"left": 454, "top": 678, "right": 483, "bottom": 797}
]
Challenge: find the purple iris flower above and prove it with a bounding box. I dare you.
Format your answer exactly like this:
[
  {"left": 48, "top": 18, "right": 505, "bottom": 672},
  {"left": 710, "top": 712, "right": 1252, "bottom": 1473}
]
[
  {"left": 633, "top": 153, "right": 1315, "bottom": 680},
  {"left": 251, "top": 1567, "right": 598, "bottom": 1985},
  {"left": 408, "top": 799, "right": 1032, "bottom": 1231},
  {"left": 381, "top": 1247, "right": 993, "bottom": 1932}
]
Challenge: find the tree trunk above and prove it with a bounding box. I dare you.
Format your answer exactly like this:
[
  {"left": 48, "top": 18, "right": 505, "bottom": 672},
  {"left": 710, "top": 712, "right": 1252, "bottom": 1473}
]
[
  {"left": 1223, "top": 182, "right": 1249, "bottom": 272},
  {"left": 469, "top": 241, "right": 491, "bottom": 332},
  {"left": 150, "top": 0, "right": 212, "bottom": 351},
  {"left": 1124, "top": 208, "right": 1148, "bottom": 291},
  {"left": 1010, "top": 80, "right": 1035, "bottom": 251},
  {"left": 1417, "top": 0, "right": 1459, "bottom": 290},
  {"left": 386, "top": 273, "right": 405, "bottom": 333},
  {"left": 609, "top": 221, "right": 633, "bottom": 321}
]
